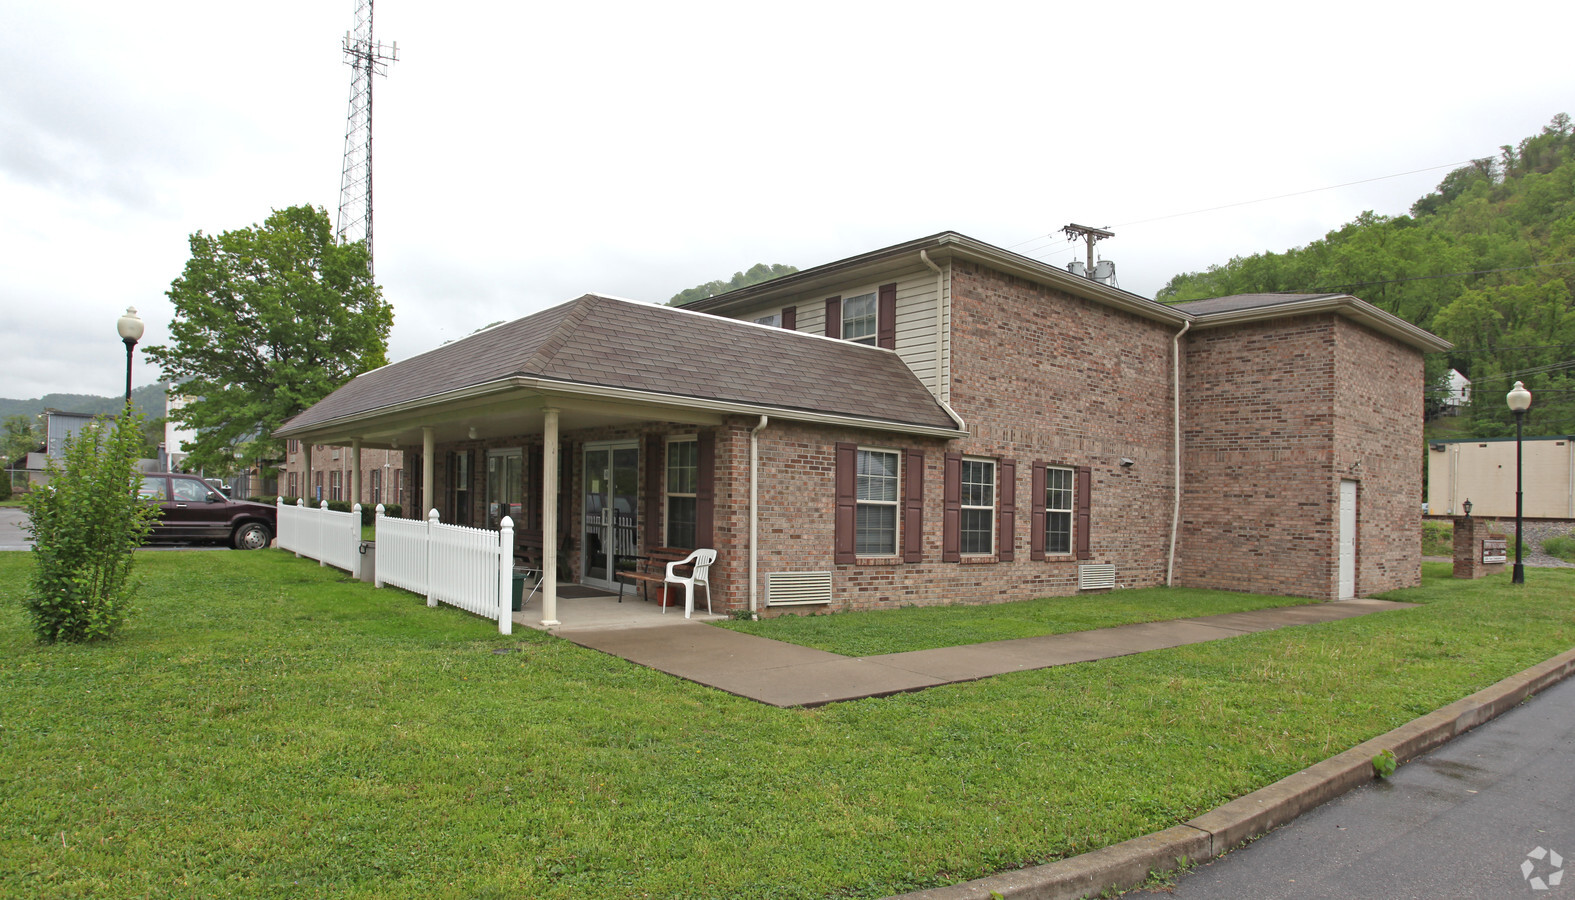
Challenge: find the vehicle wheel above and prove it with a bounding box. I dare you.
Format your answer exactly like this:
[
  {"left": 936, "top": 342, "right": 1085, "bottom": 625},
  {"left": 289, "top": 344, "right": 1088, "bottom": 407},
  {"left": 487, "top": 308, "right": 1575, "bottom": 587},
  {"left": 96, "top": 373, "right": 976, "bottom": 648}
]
[{"left": 233, "top": 522, "right": 272, "bottom": 550}]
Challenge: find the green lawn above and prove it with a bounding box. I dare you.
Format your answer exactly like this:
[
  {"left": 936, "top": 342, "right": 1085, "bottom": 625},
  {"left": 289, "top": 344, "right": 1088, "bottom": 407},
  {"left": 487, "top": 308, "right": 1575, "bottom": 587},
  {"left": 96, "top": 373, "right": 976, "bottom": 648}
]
[
  {"left": 718, "top": 586, "right": 1312, "bottom": 656},
  {"left": 3, "top": 554, "right": 1573, "bottom": 899}
]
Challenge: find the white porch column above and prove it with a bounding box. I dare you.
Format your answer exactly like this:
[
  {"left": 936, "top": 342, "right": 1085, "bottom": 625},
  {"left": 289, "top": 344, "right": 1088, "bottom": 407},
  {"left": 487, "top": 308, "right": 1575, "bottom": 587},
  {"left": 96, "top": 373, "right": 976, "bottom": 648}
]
[
  {"left": 422, "top": 426, "right": 436, "bottom": 517},
  {"left": 350, "top": 439, "right": 362, "bottom": 505},
  {"left": 541, "top": 407, "right": 561, "bottom": 628}
]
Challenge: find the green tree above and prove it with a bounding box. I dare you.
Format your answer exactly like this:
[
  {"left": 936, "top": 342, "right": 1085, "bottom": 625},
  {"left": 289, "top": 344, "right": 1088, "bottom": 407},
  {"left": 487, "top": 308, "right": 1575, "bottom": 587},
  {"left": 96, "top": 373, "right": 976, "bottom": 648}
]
[
  {"left": 668, "top": 263, "right": 799, "bottom": 306},
  {"left": 145, "top": 206, "right": 393, "bottom": 475},
  {"left": 1, "top": 413, "right": 41, "bottom": 464},
  {"left": 22, "top": 408, "right": 157, "bottom": 643}
]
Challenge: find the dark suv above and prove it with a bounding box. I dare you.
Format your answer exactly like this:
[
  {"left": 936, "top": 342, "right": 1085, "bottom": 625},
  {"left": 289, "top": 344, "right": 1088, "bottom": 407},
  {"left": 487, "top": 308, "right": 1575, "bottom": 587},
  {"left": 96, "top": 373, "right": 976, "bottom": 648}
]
[{"left": 139, "top": 473, "right": 276, "bottom": 550}]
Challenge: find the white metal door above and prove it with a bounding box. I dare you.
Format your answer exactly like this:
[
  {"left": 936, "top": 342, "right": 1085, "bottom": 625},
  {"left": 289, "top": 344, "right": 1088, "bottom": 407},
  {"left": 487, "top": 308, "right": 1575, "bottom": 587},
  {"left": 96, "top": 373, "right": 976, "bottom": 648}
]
[{"left": 1338, "top": 479, "right": 1357, "bottom": 598}]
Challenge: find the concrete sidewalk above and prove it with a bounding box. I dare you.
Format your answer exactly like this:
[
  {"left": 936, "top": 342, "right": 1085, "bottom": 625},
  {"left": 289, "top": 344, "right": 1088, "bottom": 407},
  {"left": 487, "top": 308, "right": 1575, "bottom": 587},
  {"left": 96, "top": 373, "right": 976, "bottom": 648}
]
[{"left": 564, "top": 597, "right": 1417, "bottom": 707}]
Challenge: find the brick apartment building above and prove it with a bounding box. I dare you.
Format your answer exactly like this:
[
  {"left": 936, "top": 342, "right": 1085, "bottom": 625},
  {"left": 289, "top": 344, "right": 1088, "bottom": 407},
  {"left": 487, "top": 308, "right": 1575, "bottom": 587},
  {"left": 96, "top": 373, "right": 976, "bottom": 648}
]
[
  {"left": 276, "top": 231, "right": 1448, "bottom": 618},
  {"left": 279, "top": 440, "right": 404, "bottom": 508}
]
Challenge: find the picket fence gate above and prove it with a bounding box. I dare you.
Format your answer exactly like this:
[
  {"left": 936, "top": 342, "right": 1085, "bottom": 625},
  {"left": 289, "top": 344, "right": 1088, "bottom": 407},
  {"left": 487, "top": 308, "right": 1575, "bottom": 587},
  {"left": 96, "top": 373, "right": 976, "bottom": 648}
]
[{"left": 276, "top": 498, "right": 362, "bottom": 576}]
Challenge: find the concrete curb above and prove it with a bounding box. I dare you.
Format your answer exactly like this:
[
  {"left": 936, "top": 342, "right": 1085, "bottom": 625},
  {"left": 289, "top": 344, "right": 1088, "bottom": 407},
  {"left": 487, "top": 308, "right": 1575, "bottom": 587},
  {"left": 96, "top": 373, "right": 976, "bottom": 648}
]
[{"left": 893, "top": 645, "right": 1575, "bottom": 900}]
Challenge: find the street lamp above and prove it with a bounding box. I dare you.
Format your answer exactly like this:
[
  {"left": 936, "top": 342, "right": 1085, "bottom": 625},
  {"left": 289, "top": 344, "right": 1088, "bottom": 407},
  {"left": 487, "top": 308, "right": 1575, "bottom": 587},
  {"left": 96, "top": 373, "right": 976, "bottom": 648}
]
[
  {"left": 116, "top": 307, "right": 144, "bottom": 404},
  {"left": 1507, "top": 380, "right": 1532, "bottom": 585}
]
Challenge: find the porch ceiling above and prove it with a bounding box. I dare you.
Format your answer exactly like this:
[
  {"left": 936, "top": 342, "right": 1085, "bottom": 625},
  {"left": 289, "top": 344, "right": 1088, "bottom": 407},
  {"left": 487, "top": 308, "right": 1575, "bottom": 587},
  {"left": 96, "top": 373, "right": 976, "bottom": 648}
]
[{"left": 289, "top": 383, "right": 727, "bottom": 449}]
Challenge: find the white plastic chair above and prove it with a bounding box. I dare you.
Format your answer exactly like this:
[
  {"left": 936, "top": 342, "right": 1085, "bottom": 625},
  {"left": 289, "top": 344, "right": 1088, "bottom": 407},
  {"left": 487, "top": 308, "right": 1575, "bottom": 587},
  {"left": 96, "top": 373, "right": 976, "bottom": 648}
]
[{"left": 664, "top": 548, "right": 716, "bottom": 619}]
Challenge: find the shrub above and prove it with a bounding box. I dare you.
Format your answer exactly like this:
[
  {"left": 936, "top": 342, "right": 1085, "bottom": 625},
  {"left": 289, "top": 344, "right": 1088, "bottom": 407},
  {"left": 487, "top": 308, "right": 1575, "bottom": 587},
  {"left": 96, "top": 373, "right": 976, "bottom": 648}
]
[
  {"left": 0, "top": 470, "right": 12, "bottom": 502},
  {"left": 21, "top": 408, "right": 157, "bottom": 643},
  {"left": 1421, "top": 521, "right": 1453, "bottom": 557},
  {"left": 1541, "top": 535, "right": 1575, "bottom": 563}
]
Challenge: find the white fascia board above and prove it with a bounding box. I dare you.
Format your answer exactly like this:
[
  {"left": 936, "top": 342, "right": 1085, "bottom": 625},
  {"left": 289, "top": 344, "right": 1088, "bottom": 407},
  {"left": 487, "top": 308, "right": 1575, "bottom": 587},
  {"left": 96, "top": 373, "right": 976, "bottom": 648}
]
[{"left": 1187, "top": 295, "right": 1452, "bottom": 352}]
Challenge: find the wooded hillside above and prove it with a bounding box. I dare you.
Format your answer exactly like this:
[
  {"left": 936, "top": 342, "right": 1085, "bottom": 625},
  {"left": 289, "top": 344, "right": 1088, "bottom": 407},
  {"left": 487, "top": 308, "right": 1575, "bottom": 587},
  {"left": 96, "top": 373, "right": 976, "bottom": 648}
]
[{"left": 1159, "top": 114, "right": 1575, "bottom": 439}]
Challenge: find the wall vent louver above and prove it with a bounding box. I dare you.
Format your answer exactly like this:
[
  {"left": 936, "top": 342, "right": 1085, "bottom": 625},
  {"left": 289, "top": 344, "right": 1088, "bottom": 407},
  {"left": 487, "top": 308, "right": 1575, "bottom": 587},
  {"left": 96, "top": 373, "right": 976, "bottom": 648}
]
[
  {"left": 766, "top": 571, "right": 833, "bottom": 606},
  {"left": 1079, "top": 564, "right": 1116, "bottom": 591}
]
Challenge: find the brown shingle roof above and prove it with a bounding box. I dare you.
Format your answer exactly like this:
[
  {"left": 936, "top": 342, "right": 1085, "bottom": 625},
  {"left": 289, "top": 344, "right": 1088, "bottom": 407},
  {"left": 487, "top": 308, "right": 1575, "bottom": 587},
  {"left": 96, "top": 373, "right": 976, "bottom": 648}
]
[{"left": 278, "top": 294, "right": 961, "bottom": 434}]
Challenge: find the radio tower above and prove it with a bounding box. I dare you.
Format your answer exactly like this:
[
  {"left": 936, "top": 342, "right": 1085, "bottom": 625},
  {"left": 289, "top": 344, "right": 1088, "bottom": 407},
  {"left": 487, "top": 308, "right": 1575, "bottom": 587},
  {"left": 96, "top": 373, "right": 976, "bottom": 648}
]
[{"left": 336, "top": 0, "right": 397, "bottom": 275}]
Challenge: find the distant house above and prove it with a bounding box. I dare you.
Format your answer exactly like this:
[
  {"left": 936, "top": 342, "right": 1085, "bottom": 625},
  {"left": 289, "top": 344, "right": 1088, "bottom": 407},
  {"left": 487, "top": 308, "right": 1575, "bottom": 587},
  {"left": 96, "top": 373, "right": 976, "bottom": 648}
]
[
  {"left": 277, "top": 231, "right": 1449, "bottom": 623},
  {"left": 1427, "top": 435, "right": 1575, "bottom": 519},
  {"left": 44, "top": 409, "right": 95, "bottom": 460}
]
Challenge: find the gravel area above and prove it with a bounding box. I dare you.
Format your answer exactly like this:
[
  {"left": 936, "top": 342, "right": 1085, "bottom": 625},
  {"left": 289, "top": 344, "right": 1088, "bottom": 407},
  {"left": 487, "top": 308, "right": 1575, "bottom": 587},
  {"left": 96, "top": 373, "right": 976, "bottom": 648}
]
[{"left": 1444, "top": 520, "right": 1575, "bottom": 568}]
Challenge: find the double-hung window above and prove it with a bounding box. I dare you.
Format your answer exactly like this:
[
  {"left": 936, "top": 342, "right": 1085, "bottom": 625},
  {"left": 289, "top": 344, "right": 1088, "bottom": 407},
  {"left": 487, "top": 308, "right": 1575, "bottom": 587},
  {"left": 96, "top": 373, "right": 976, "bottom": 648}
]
[
  {"left": 754, "top": 312, "right": 781, "bottom": 327},
  {"left": 856, "top": 448, "right": 899, "bottom": 556},
  {"left": 842, "top": 292, "right": 877, "bottom": 345},
  {"left": 1045, "top": 466, "right": 1074, "bottom": 555},
  {"left": 960, "top": 458, "right": 996, "bottom": 555},
  {"left": 666, "top": 438, "right": 698, "bottom": 548},
  {"left": 330, "top": 470, "right": 343, "bottom": 501}
]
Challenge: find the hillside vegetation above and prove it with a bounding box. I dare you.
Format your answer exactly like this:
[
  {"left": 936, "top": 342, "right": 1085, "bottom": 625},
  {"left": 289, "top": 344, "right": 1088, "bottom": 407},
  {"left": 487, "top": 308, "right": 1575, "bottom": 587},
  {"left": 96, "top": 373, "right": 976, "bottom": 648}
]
[{"left": 1159, "top": 114, "right": 1575, "bottom": 438}]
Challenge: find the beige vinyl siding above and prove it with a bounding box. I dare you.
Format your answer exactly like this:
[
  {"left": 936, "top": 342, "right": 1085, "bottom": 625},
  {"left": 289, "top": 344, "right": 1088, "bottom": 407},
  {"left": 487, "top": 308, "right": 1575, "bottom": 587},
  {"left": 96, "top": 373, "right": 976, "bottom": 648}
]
[{"left": 720, "top": 263, "right": 952, "bottom": 402}]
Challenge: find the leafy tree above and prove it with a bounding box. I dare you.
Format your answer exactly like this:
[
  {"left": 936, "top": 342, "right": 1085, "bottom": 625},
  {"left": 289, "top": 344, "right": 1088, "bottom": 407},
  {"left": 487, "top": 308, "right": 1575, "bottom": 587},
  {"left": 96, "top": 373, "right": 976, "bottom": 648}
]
[
  {"left": 1157, "top": 113, "right": 1575, "bottom": 438},
  {"left": 145, "top": 206, "right": 393, "bottom": 475},
  {"left": 668, "top": 263, "right": 799, "bottom": 306},
  {"left": 2, "top": 413, "right": 41, "bottom": 465},
  {"left": 22, "top": 408, "right": 158, "bottom": 643}
]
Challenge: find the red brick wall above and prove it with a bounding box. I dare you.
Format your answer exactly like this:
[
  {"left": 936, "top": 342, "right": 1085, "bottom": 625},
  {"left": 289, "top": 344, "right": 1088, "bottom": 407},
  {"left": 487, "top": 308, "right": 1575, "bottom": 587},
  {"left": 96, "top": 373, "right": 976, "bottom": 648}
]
[
  {"left": 1176, "top": 314, "right": 1424, "bottom": 598},
  {"left": 1334, "top": 317, "right": 1424, "bottom": 594}
]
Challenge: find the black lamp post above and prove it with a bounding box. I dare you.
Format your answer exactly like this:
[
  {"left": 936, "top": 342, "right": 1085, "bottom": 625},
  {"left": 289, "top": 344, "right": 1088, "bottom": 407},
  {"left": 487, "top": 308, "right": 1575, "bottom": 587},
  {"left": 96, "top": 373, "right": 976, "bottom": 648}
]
[
  {"left": 1507, "top": 380, "right": 1532, "bottom": 585},
  {"left": 116, "top": 307, "right": 144, "bottom": 404}
]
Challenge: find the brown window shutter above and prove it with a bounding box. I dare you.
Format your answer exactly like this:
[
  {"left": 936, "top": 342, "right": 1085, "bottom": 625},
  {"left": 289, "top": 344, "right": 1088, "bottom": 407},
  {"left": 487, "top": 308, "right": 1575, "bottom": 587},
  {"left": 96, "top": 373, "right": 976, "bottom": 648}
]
[
  {"left": 1030, "top": 462, "right": 1046, "bottom": 561},
  {"left": 643, "top": 436, "right": 664, "bottom": 549},
  {"left": 878, "top": 282, "right": 897, "bottom": 350},
  {"left": 528, "top": 446, "right": 543, "bottom": 532},
  {"left": 781, "top": 306, "right": 796, "bottom": 330},
  {"left": 997, "top": 458, "right": 1016, "bottom": 562},
  {"left": 903, "top": 449, "right": 924, "bottom": 562},
  {"left": 834, "top": 442, "right": 857, "bottom": 564},
  {"left": 1075, "top": 466, "right": 1092, "bottom": 559},
  {"left": 942, "top": 452, "right": 961, "bottom": 562},
  {"left": 824, "top": 296, "right": 841, "bottom": 339},
  {"left": 696, "top": 432, "right": 716, "bottom": 548}
]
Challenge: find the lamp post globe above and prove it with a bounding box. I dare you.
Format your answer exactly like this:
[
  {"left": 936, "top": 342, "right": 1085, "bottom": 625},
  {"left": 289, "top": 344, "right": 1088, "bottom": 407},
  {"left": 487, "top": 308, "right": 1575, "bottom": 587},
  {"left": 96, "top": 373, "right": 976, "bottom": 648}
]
[
  {"left": 1507, "top": 381, "right": 1532, "bottom": 585},
  {"left": 116, "top": 307, "right": 144, "bottom": 404}
]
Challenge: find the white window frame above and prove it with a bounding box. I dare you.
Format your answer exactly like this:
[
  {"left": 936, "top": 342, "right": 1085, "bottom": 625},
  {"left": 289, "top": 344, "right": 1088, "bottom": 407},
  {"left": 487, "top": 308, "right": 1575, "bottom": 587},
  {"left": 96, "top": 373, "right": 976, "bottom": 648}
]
[
  {"left": 753, "top": 311, "right": 782, "bottom": 328},
  {"left": 855, "top": 447, "right": 900, "bottom": 557},
  {"left": 842, "top": 287, "right": 878, "bottom": 346},
  {"left": 1045, "top": 465, "right": 1074, "bottom": 556},
  {"left": 665, "top": 436, "right": 698, "bottom": 548},
  {"left": 960, "top": 457, "right": 996, "bottom": 556}
]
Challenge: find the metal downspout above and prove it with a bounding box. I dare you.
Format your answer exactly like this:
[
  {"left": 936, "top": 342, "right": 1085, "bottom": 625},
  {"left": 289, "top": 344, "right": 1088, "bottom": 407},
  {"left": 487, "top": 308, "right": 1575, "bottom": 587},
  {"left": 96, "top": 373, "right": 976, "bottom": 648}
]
[
  {"left": 1166, "top": 320, "right": 1192, "bottom": 586},
  {"left": 749, "top": 415, "right": 769, "bottom": 617}
]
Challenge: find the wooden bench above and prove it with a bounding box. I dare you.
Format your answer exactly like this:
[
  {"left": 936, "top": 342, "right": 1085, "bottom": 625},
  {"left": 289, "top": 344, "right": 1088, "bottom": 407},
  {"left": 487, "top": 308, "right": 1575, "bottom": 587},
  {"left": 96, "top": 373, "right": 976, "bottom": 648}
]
[{"left": 616, "top": 547, "right": 690, "bottom": 606}]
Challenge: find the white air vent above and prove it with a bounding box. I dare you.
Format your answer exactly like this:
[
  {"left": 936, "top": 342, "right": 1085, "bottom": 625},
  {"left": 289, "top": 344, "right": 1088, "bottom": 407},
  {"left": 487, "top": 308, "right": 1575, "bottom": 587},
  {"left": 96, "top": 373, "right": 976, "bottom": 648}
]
[
  {"left": 1079, "top": 564, "right": 1116, "bottom": 591},
  {"left": 767, "top": 571, "right": 833, "bottom": 606}
]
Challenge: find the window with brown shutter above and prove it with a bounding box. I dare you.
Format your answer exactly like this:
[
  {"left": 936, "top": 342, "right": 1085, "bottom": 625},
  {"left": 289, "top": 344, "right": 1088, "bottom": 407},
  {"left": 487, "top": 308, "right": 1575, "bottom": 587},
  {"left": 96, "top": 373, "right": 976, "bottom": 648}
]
[
  {"left": 878, "top": 282, "right": 897, "bottom": 350},
  {"left": 903, "top": 449, "right": 924, "bottom": 562},
  {"left": 696, "top": 433, "right": 715, "bottom": 548},
  {"left": 834, "top": 442, "right": 857, "bottom": 564},
  {"left": 781, "top": 306, "right": 796, "bottom": 330},
  {"left": 942, "top": 452, "right": 962, "bottom": 561},
  {"left": 1075, "top": 466, "right": 1092, "bottom": 559},
  {"left": 998, "top": 458, "right": 1016, "bottom": 561},
  {"left": 1030, "top": 462, "right": 1046, "bottom": 560},
  {"left": 643, "top": 436, "right": 664, "bottom": 549},
  {"left": 824, "top": 296, "right": 842, "bottom": 339}
]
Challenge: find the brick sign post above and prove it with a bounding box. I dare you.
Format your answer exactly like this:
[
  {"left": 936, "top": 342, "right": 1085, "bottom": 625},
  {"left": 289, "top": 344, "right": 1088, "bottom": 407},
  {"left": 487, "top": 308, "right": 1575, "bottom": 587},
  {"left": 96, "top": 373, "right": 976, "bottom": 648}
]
[{"left": 1454, "top": 515, "right": 1508, "bottom": 579}]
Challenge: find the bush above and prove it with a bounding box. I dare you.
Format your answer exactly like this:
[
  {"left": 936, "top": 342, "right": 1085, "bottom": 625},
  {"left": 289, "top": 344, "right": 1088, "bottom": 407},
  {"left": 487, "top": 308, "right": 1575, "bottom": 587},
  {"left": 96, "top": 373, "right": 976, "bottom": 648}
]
[
  {"left": 21, "top": 408, "right": 157, "bottom": 643},
  {"left": 1421, "top": 521, "right": 1453, "bottom": 557},
  {"left": 0, "top": 470, "right": 12, "bottom": 502},
  {"left": 1541, "top": 535, "right": 1575, "bottom": 563}
]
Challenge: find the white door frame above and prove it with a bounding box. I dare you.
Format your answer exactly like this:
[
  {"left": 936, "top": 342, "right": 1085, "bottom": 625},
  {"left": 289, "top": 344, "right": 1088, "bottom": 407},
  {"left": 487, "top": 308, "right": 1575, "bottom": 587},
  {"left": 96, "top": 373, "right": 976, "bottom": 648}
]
[
  {"left": 1338, "top": 479, "right": 1358, "bottom": 599},
  {"left": 581, "top": 440, "right": 640, "bottom": 591}
]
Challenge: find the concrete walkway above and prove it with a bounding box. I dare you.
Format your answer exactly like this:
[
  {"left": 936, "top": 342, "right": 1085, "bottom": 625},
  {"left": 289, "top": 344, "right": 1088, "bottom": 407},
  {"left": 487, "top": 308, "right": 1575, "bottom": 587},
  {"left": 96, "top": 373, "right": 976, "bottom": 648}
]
[{"left": 564, "top": 597, "right": 1417, "bottom": 707}]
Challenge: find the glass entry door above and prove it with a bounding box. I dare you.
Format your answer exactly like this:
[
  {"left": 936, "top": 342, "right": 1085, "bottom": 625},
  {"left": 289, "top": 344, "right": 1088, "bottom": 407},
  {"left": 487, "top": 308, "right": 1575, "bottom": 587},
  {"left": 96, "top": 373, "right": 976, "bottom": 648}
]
[{"left": 582, "top": 442, "right": 639, "bottom": 591}]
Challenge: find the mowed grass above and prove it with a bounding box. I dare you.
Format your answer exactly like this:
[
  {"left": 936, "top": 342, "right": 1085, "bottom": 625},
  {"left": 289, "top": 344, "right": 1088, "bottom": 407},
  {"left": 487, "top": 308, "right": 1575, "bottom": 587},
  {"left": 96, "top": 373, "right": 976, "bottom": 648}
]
[
  {"left": 718, "top": 586, "right": 1312, "bottom": 656},
  {"left": 2, "top": 554, "right": 1573, "bottom": 899}
]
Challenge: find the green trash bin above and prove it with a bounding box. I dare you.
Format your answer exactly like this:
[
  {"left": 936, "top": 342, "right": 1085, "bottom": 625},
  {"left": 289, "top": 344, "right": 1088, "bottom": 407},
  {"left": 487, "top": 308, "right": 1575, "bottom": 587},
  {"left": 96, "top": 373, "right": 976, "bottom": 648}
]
[{"left": 511, "top": 568, "right": 528, "bottom": 612}]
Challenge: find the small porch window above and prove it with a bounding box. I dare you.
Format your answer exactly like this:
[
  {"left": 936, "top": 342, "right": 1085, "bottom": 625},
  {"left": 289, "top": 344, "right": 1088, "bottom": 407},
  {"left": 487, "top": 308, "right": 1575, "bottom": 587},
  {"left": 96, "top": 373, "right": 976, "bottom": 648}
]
[{"left": 666, "top": 438, "right": 698, "bottom": 548}]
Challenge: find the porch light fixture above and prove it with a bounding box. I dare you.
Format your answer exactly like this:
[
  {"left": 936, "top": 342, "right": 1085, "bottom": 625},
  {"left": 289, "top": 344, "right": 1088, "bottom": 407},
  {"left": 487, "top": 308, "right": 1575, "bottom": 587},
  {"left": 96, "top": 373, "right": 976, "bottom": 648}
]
[
  {"left": 116, "top": 306, "right": 144, "bottom": 403},
  {"left": 1507, "top": 380, "right": 1532, "bottom": 585},
  {"left": 468, "top": 427, "right": 478, "bottom": 440},
  {"left": 1461, "top": 498, "right": 1472, "bottom": 517}
]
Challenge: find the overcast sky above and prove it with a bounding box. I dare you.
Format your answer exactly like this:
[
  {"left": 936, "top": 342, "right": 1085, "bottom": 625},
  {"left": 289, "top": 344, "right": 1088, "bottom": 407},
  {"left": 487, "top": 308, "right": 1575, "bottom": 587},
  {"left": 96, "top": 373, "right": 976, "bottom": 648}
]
[{"left": 2, "top": 0, "right": 1571, "bottom": 401}]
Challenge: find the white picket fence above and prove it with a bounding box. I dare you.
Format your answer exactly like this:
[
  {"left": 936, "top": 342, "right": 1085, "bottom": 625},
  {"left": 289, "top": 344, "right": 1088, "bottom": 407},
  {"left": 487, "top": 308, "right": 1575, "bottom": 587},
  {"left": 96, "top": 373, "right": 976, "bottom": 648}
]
[
  {"left": 373, "top": 506, "right": 513, "bottom": 635},
  {"left": 277, "top": 498, "right": 362, "bottom": 575}
]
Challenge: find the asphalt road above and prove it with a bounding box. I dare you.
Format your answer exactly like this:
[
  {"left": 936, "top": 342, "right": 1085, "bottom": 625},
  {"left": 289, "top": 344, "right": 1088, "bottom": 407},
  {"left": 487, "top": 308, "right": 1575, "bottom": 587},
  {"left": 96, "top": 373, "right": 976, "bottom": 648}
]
[
  {"left": 0, "top": 506, "right": 30, "bottom": 550},
  {"left": 1144, "top": 674, "right": 1575, "bottom": 899}
]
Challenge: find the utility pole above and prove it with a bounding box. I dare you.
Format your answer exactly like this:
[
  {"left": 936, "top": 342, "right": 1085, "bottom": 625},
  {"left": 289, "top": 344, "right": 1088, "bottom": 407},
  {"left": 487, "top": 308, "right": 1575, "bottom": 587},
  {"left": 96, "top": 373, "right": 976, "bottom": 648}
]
[
  {"left": 336, "top": 0, "right": 398, "bottom": 276},
  {"left": 1061, "top": 223, "right": 1114, "bottom": 276}
]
